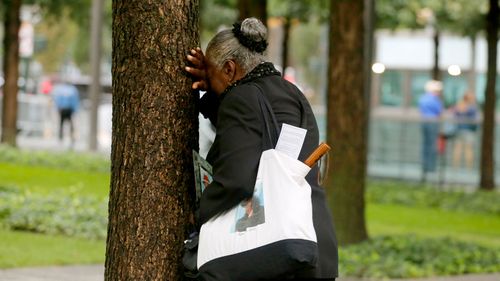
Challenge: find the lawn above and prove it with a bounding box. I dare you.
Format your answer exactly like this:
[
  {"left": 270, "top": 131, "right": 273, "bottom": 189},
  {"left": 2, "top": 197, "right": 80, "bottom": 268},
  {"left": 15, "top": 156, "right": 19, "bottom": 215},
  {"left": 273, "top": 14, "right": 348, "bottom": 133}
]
[
  {"left": 0, "top": 229, "right": 105, "bottom": 268},
  {"left": 0, "top": 159, "right": 109, "bottom": 268},
  {"left": 367, "top": 203, "right": 500, "bottom": 248},
  {"left": 0, "top": 162, "right": 109, "bottom": 198}
]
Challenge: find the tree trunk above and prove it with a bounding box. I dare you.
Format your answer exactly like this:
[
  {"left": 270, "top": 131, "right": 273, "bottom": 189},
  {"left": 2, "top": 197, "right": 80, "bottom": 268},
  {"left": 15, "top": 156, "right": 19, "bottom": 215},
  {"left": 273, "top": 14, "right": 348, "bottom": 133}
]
[
  {"left": 105, "top": 1, "right": 199, "bottom": 280},
  {"left": 432, "top": 29, "right": 441, "bottom": 81},
  {"left": 468, "top": 36, "right": 477, "bottom": 92},
  {"left": 88, "top": 0, "right": 104, "bottom": 151},
  {"left": 326, "top": 0, "right": 368, "bottom": 245},
  {"left": 281, "top": 16, "right": 291, "bottom": 75},
  {"left": 238, "top": 0, "right": 267, "bottom": 25},
  {"left": 1, "top": 0, "right": 21, "bottom": 146},
  {"left": 364, "top": 0, "right": 375, "bottom": 108},
  {"left": 479, "top": 0, "right": 498, "bottom": 190}
]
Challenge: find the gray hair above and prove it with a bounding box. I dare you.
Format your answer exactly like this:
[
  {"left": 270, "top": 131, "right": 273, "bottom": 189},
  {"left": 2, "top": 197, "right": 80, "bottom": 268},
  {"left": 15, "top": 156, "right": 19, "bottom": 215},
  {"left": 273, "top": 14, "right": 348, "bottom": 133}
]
[{"left": 206, "top": 18, "right": 267, "bottom": 74}]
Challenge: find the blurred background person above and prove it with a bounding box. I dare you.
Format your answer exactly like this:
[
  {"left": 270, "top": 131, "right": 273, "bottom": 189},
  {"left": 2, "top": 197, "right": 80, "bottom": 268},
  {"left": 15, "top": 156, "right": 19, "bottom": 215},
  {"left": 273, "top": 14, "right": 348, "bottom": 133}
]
[
  {"left": 418, "top": 80, "right": 443, "bottom": 182},
  {"left": 452, "top": 91, "right": 478, "bottom": 169},
  {"left": 51, "top": 77, "right": 80, "bottom": 147},
  {"left": 40, "top": 76, "right": 53, "bottom": 95}
]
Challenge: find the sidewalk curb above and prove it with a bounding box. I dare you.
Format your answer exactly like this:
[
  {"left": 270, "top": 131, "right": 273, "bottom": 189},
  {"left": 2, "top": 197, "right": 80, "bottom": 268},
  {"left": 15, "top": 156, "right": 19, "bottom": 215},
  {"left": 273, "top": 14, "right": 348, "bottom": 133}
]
[{"left": 0, "top": 265, "right": 104, "bottom": 281}]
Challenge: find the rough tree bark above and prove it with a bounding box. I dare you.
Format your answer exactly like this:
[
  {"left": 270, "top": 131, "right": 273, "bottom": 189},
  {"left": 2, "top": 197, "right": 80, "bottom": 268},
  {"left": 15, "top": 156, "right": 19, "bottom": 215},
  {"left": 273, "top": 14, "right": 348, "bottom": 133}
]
[
  {"left": 1, "top": 0, "right": 21, "bottom": 146},
  {"left": 479, "top": 0, "right": 498, "bottom": 190},
  {"left": 105, "top": 1, "right": 199, "bottom": 280},
  {"left": 326, "top": 0, "right": 369, "bottom": 245}
]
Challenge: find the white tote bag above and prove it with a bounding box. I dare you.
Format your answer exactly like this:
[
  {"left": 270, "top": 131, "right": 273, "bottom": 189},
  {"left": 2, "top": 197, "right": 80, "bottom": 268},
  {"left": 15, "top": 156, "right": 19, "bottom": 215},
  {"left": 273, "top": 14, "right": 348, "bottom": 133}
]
[{"left": 197, "top": 149, "right": 318, "bottom": 281}]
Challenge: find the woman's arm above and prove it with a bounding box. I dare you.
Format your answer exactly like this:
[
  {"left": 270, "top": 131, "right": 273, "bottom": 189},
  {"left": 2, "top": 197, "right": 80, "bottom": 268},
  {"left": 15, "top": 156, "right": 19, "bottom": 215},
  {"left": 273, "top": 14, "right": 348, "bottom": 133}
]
[
  {"left": 185, "top": 47, "right": 208, "bottom": 91},
  {"left": 185, "top": 48, "right": 220, "bottom": 126}
]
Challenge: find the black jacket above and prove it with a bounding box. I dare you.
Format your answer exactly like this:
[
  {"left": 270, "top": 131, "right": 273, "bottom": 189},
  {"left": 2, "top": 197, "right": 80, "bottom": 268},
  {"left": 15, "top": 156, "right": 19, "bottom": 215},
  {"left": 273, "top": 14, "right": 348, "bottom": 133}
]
[{"left": 199, "top": 63, "right": 338, "bottom": 279}]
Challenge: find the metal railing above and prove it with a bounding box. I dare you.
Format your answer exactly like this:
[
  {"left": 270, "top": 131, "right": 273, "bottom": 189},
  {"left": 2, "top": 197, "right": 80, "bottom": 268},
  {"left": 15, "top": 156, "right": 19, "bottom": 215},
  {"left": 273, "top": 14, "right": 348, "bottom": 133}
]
[
  {"left": 0, "top": 93, "right": 55, "bottom": 137},
  {"left": 314, "top": 106, "right": 499, "bottom": 187}
]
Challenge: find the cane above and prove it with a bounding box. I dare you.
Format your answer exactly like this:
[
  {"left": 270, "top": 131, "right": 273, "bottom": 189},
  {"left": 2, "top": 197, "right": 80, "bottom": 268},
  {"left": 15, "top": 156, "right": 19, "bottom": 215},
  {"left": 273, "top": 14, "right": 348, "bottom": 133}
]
[{"left": 304, "top": 142, "right": 331, "bottom": 168}]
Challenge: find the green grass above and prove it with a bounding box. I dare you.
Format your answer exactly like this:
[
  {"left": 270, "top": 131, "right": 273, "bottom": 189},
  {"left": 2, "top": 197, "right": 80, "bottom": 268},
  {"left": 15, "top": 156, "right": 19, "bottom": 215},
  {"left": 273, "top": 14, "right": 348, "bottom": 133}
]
[
  {"left": 367, "top": 203, "right": 500, "bottom": 248},
  {"left": 0, "top": 229, "right": 105, "bottom": 268},
  {"left": 0, "top": 161, "right": 109, "bottom": 268},
  {"left": 0, "top": 162, "right": 109, "bottom": 198}
]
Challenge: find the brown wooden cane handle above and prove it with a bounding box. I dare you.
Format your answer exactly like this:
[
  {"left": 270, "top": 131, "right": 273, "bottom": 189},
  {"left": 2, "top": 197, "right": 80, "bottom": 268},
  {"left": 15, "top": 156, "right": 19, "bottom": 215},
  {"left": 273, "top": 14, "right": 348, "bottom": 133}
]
[{"left": 304, "top": 142, "right": 331, "bottom": 167}]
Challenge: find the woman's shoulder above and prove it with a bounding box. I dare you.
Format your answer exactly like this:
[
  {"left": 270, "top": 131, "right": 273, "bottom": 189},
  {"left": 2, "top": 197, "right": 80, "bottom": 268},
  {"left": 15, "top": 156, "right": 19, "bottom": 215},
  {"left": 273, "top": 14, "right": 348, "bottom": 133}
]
[
  {"left": 232, "top": 82, "right": 261, "bottom": 95},
  {"left": 219, "top": 83, "right": 262, "bottom": 110}
]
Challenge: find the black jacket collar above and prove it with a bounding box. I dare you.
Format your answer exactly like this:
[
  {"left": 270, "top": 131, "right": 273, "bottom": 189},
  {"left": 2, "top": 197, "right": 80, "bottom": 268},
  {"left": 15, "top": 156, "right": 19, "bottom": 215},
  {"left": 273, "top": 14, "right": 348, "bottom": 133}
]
[{"left": 220, "top": 62, "right": 281, "bottom": 100}]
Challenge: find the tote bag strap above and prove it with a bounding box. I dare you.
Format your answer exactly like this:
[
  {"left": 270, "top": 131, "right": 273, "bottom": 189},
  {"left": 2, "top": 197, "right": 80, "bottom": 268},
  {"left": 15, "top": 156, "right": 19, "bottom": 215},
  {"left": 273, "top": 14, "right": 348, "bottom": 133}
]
[
  {"left": 253, "top": 82, "right": 308, "bottom": 150},
  {"left": 255, "top": 84, "right": 280, "bottom": 150}
]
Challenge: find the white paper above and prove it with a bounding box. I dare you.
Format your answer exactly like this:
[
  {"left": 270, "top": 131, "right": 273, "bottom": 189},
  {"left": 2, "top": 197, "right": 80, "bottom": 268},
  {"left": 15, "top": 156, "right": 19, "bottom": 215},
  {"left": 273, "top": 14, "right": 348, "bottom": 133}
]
[{"left": 275, "top": 123, "right": 307, "bottom": 160}]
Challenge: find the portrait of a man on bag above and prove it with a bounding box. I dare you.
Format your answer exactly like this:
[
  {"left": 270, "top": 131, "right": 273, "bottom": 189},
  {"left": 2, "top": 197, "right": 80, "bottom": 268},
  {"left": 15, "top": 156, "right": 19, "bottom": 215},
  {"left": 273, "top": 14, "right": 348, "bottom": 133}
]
[{"left": 235, "top": 195, "right": 265, "bottom": 232}]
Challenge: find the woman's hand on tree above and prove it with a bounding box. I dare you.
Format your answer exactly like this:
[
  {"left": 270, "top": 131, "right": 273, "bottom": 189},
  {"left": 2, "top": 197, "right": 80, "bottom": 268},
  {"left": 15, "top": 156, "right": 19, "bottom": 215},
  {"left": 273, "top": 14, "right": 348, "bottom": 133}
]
[{"left": 185, "top": 47, "right": 208, "bottom": 91}]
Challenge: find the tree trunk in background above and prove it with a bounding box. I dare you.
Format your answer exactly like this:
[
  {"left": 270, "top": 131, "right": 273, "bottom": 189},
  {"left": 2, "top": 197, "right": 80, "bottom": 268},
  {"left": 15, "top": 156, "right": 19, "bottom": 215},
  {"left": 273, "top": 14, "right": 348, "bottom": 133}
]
[
  {"left": 1, "top": 0, "right": 21, "bottom": 146},
  {"left": 238, "top": 0, "right": 267, "bottom": 25},
  {"left": 364, "top": 0, "right": 374, "bottom": 110},
  {"left": 88, "top": 0, "right": 104, "bottom": 151},
  {"left": 432, "top": 29, "right": 441, "bottom": 81},
  {"left": 281, "top": 16, "right": 291, "bottom": 74},
  {"left": 479, "top": 0, "right": 498, "bottom": 191},
  {"left": 468, "top": 36, "right": 477, "bottom": 92},
  {"left": 326, "top": 0, "right": 368, "bottom": 245},
  {"left": 105, "top": 1, "right": 199, "bottom": 280}
]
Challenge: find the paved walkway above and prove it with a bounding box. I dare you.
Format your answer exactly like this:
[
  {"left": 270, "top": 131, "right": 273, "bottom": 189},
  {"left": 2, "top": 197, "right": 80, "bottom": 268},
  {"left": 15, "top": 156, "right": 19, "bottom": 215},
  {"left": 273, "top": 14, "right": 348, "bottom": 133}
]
[
  {"left": 0, "top": 265, "right": 499, "bottom": 281},
  {"left": 0, "top": 265, "right": 104, "bottom": 281},
  {"left": 388, "top": 273, "right": 500, "bottom": 281}
]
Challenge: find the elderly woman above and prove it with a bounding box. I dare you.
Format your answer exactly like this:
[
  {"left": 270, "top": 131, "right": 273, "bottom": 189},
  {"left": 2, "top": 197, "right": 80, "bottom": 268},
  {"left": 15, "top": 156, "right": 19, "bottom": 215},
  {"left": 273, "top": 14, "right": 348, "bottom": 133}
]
[{"left": 186, "top": 18, "right": 337, "bottom": 280}]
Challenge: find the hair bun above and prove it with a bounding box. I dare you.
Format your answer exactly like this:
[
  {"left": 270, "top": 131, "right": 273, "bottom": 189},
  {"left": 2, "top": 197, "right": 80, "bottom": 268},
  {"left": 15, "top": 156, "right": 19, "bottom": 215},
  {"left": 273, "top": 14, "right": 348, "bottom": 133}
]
[{"left": 232, "top": 18, "right": 268, "bottom": 53}]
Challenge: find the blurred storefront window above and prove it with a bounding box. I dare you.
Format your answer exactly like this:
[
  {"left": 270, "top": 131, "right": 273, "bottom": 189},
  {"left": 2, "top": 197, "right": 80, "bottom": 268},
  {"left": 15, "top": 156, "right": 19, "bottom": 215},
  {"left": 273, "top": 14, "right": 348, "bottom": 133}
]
[
  {"left": 442, "top": 74, "right": 468, "bottom": 107},
  {"left": 410, "top": 71, "right": 430, "bottom": 107},
  {"left": 380, "top": 70, "right": 404, "bottom": 106}
]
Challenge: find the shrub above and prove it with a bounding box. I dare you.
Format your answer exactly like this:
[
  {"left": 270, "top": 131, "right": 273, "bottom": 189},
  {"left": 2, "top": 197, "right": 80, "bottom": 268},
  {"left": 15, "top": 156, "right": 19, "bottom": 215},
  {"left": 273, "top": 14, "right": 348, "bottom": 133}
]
[
  {"left": 0, "top": 186, "right": 107, "bottom": 240},
  {"left": 0, "top": 145, "right": 109, "bottom": 172},
  {"left": 340, "top": 235, "right": 500, "bottom": 279}
]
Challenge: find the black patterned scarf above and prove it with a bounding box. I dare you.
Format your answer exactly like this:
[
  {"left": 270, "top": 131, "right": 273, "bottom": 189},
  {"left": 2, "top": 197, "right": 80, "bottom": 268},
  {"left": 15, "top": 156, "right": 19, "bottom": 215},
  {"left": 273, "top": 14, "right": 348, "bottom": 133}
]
[{"left": 220, "top": 62, "right": 281, "bottom": 99}]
